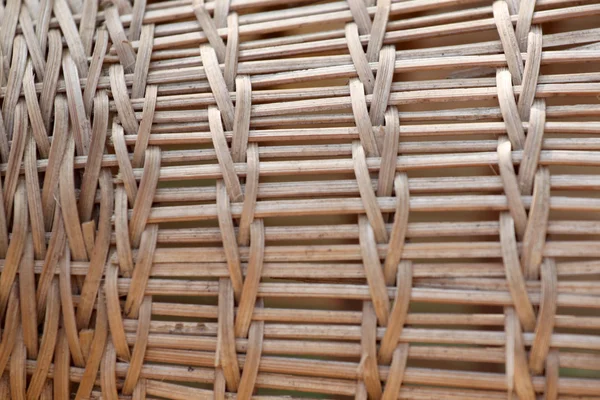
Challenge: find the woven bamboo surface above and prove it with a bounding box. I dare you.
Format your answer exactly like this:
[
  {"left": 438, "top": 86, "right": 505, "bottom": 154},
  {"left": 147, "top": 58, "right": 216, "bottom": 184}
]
[{"left": 0, "top": 0, "right": 600, "bottom": 398}]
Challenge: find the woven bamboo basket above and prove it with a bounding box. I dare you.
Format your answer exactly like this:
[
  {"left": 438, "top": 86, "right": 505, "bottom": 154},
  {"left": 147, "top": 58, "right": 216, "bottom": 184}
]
[{"left": 1, "top": 0, "right": 600, "bottom": 398}]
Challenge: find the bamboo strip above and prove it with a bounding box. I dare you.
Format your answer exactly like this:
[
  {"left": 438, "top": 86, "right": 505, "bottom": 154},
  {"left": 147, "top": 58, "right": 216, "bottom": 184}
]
[
  {"left": 6, "top": 50, "right": 600, "bottom": 99},
  {"left": 8, "top": 259, "right": 600, "bottom": 279},
  {"left": 14, "top": 355, "right": 600, "bottom": 396},
  {"left": 3, "top": 0, "right": 600, "bottom": 397}
]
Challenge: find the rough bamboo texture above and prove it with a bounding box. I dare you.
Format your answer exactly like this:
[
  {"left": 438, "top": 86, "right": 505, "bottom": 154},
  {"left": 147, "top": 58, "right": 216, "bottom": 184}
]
[{"left": 0, "top": 0, "right": 599, "bottom": 398}]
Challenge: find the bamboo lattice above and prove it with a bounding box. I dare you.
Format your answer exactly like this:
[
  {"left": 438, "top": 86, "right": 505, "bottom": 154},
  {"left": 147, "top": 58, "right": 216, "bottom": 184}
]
[{"left": 0, "top": 0, "right": 599, "bottom": 398}]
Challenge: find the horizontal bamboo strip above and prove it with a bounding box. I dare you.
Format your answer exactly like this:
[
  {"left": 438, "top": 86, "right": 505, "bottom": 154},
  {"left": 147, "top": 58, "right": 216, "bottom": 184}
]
[
  {"left": 143, "top": 195, "right": 600, "bottom": 223},
  {"left": 118, "top": 326, "right": 600, "bottom": 357},
  {"left": 144, "top": 23, "right": 600, "bottom": 65},
  {"left": 9, "top": 172, "right": 600, "bottom": 206},
  {"left": 144, "top": 174, "right": 600, "bottom": 201},
  {"left": 132, "top": 311, "right": 600, "bottom": 332},
  {"left": 138, "top": 345, "right": 600, "bottom": 372},
  {"left": 121, "top": 316, "right": 600, "bottom": 338},
  {"left": 125, "top": 151, "right": 600, "bottom": 182},
  {"left": 117, "top": 121, "right": 600, "bottom": 142},
  {"left": 146, "top": 302, "right": 600, "bottom": 327},
  {"left": 113, "top": 3, "right": 600, "bottom": 56},
  {"left": 152, "top": 260, "right": 600, "bottom": 278},
  {"left": 7, "top": 49, "right": 600, "bottom": 99},
  {"left": 10, "top": 259, "right": 600, "bottom": 279},
  {"left": 145, "top": 104, "right": 600, "bottom": 131},
  {"left": 100, "top": 279, "right": 600, "bottom": 309},
  {"left": 5, "top": 369, "right": 563, "bottom": 400},
  {"left": 125, "top": 219, "right": 600, "bottom": 242},
  {"left": 145, "top": 241, "right": 600, "bottom": 262},
  {"left": 7, "top": 144, "right": 600, "bottom": 176},
  {"left": 119, "top": 85, "right": 600, "bottom": 113},
  {"left": 14, "top": 355, "right": 600, "bottom": 397}
]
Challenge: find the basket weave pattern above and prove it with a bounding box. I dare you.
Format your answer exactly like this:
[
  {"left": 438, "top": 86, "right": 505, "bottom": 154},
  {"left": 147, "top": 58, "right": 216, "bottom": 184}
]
[{"left": 0, "top": 0, "right": 599, "bottom": 398}]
